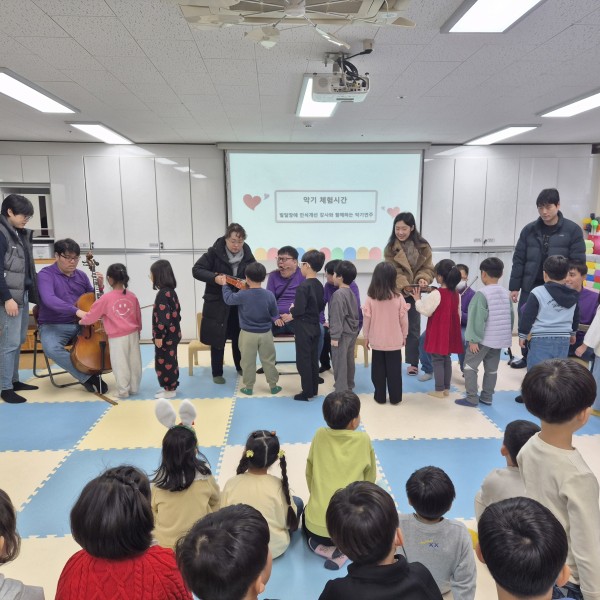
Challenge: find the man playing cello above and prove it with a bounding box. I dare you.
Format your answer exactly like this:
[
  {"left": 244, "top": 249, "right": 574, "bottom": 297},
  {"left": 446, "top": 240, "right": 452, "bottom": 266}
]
[{"left": 37, "top": 239, "right": 107, "bottom": 393}]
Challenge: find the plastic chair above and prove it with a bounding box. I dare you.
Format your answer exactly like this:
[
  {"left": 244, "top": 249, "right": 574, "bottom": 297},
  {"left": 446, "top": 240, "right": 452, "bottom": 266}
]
[{"left": 188, "top": 312, "right": 211, "bottom": 375}]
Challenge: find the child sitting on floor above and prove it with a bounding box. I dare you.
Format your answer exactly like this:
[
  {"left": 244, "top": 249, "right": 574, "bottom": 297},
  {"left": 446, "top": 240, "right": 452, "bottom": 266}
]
[
  {"left": 304, "top": 391, "right": 377, "bottom": 570},
  {"left": 399, "top": 466, "right": 476, "bottom": 600}
]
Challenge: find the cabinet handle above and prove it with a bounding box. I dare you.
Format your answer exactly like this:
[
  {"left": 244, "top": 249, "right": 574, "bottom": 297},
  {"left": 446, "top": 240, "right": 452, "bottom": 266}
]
[
  {"left": 160, "top": 242, "right": 164, "bottom": 250},
  {"left": 90, "top": 241, "right": 95, "bottom": 249}
]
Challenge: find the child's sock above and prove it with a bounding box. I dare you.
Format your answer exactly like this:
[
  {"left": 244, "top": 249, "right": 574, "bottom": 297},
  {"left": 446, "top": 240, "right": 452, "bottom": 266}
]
[
  {"left": 427, "top": 390, "right": 445, "bottom": 399},
  {"left": 308, "top": 537, "right": 336, "bottom": 559},
  {"left": 324, "top": 548, "right": 349, "bottom": 570},
  {"left": 240, "top": 388, "right": 253, "bottom": 395},
  {"left": 270, "top": 385, "right": 282, "bottom": 394}
]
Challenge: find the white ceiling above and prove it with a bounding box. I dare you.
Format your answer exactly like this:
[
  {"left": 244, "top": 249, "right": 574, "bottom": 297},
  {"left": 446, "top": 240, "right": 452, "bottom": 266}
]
[{"left": 0, "top": 0, "right": 600, "bottom": 145}]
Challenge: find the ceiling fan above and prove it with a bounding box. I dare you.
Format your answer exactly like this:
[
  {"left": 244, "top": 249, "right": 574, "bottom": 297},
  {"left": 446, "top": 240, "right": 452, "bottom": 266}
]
[{"left": 180, "top": 0, "right": 415, "bottom": 48}]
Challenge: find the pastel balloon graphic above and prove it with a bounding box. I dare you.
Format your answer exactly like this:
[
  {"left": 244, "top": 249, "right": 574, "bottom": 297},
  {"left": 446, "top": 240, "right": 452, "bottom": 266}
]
[
  {"left": 369, "top": 247, "right": 382, "bottom": 260},
  {"left": 320, "top": 248, "right": 331, "bottom": 261},
  {"left": 357, "top": 247, "right": 369, "bottom": 259},
  {"left": 267, "top": 248, "right": 278, "bottom": 260},
  {"left": 387, "top": 207, "right": 400, "bottom": 218},
  {"left": 344, "top": 247, "right": 356, "bottom": 260},
  {"left": 254, "top": 248, "right": 267, "bottom": 260},
  {"left": 331, "top": 247, "right": 344, "bottom": 260},
  {"left": 243, "top": 194, "right": 262, "bottom": 210}
]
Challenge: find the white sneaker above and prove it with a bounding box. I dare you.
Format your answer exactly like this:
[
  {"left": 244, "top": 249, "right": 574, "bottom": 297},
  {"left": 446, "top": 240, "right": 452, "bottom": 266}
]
[
  {"left": 155, "top": 390, "right": 176, "bottom": 399},
  {"left": 418, "top": 372, "right": 433, "bottom": 382}
]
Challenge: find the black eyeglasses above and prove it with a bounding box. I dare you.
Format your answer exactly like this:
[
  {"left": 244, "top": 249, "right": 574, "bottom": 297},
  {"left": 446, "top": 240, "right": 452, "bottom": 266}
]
[{"left": 59, "top": 254, "right": 80, "bottom": 263}]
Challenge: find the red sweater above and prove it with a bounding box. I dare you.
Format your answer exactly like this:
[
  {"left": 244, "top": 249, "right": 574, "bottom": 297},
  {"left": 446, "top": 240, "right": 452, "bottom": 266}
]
[
  {"left": 56, "top": 546, "right": 191, "bottom": 600},
  {"left": 424, "top": 288, "right": 463, "bottom": 355}
]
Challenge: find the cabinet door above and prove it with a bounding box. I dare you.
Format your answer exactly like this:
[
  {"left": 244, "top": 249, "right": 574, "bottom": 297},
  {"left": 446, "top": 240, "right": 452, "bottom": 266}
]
[
  {"left": 126, "top": 253, "right": 161, "bottom": 341},
  {"left": 451, "top": 158, "right": 487, "bottom": 247},
  {"left": 422, "top": 159, "right": 454, "bottom": 248},
  {"left": 85, "top": 156, "right": 125, "bottom": 249},
  {"left": 515, "top": 157, "right": 558, "bottom": 240},
  {"left": 0, "top": 155, "right": 23, "bottom": 182},
  {"left": 160, "top": 252, "right": 197, "bottom": 340},
  {"left": 482, "top": 158, "right": 519, "bottom": 247},
  {"left": 190, "top": 157, "right": 226, "bottom": 252},
  {"left": 49, "top": 155, "right": 90, "bottom": 248},
  {"left": 558, "top": 157, "right": 595, "bottom": 222},
  {"left": 121, "top": 157, "right": 159, "bottom": 250},
  {"left": 156, "top": 159, "right": 193, "bottom": 250},
  {"left": 22, "top": 156, "right": 49, "bottom": 182}
]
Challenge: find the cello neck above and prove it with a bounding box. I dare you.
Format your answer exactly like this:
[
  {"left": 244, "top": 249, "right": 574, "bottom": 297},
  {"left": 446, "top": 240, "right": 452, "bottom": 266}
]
[{"left": 83, "top": 251, "right": 102, "bottom": 299}]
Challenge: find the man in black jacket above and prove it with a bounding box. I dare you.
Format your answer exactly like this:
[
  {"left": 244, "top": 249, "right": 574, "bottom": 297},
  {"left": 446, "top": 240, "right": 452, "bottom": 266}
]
[{"left": 509, "top": 188, "right": 586, "bottom": 368}]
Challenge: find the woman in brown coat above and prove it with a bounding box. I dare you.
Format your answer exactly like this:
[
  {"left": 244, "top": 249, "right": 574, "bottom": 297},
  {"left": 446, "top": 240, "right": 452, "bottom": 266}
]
[{"left": 383, "top": 212, "right": 435, "bottom": 375}]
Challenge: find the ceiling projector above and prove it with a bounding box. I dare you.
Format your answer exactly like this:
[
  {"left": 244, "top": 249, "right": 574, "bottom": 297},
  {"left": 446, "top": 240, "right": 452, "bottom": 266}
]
[{"left": 312, "top": 73, "right": 370, "bottom": 103}]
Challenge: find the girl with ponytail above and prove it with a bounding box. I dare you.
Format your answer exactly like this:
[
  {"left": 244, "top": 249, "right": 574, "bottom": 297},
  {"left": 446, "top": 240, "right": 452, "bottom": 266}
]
[
  {"left": 79, "top": 263, "right": 142, "bottom": 398},
  {"left": 221, "top": 430, "right": 301, "bottom": 558},
  {"left": 410, "top": 259, "right": 463, "bottom": 398}
]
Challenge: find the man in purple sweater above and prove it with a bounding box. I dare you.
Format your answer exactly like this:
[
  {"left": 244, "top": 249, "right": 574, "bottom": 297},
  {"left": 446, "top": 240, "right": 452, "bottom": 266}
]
[
  {"left": 566, "top": 261, "right": 598, "bottom": 362},
  {"left": 266, "top": 245, "right": 305, "bottom": 336},
  {"left": 37, "top": 239, "right": 107, "bottom": 393}
]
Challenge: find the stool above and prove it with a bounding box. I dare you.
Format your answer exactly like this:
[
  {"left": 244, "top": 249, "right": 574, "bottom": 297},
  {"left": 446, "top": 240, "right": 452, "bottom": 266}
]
[
  {"left": 354, "top": 336, "right": 369, "bottom": 367},
  {"left": 188, "top": 312, "right": 211, "bottom": 376}
]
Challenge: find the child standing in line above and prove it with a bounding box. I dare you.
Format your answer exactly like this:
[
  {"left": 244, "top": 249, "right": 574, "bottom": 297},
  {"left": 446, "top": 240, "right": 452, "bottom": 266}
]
[
  {"left": 221, "top": 430, "right": 299, "bottom": 559},
  {"left": 290, "top": 250, "right": 325, "bottom": 401},
  {"left": 151, "top": 260, "right": 181, "bottom": 399},
  {"left": 152, "top": 399, "right": 220, "bottom": 550},
  {"left": 576, "top": 307, "right": 600, "bottom": 416},
  {"left": 362, "top": 262, "right": 409, "bottom": 405},
  {"left": 519, "top": 360, "right": 600, "bottom": 600},
  {"left": 79, "top": 263, "right": 142, "bottom": 399},
  {"left": 455, "top": 257, "right": 513, "bottom": 407},
  {"left": 474, "top": 419, "right": 540, "bottom": 521},
  {"left": 305, "top": 391, "right": 377, "bottom": 570},
  {"left": 0, "top": 488, "right": 45, "bottom": 599},
  {"left": 329, "top": 260, "right": 360, "bottom": 392},
  {"left": 218, "top": 262, "right": 281, "bottom": 395},
  {"left": 319, "top": 259, "right": 363, "bottom": 373},
  {"left": 412, "top": 259, "right": 463, "bottom": 398},
  {"left": 399, "top": 466, "right": 476, "bottom": 600}
]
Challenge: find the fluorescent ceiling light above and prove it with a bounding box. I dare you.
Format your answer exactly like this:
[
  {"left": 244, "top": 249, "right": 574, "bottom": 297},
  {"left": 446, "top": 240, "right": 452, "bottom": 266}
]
[
  {"left": 69, "top": 123, "right": 133, "bottom": 144},
  {"left": 296, "top": 76, "right": 337, "bottom": 118},
  {"left": 541, "top": 91, "right": 600, "bottom": 118},
  {"left": 465, "top": 126, "right": 538, "bottom": 145},
  {"left": 447, "top": 0, "right": 545, "bottom": 33},
  {"left": 0, "top": 69, "right": 76, "bottom": 113}
]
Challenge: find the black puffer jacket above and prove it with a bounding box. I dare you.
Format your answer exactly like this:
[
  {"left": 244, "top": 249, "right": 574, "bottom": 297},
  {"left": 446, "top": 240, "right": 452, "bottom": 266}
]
[
  {"left": 192, "top": 237, "right": 255, "bottom": 347},
  {"left": 509, "top": 212, "right": 585, "bottom": 295}
]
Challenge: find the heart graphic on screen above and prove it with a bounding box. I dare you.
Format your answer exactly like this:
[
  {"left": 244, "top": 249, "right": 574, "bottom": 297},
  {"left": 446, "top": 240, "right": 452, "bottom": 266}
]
[
  {"left": 243, "top": 194, "right": 262, "bottom": 210},
  {"left": 387, "top": 207, "right": 400, "bottom": 218}
]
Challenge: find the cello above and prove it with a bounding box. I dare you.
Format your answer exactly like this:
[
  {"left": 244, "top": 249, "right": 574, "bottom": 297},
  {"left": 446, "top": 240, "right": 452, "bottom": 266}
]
[{"left": 70, "top": 252, "right": 113, "bottom": 380}]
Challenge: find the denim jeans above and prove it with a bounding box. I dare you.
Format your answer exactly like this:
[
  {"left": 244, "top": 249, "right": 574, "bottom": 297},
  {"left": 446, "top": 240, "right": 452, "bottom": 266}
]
[
  {"left": 527, "top": 336, "right": 570, "bottom": 370},
  {"left": 39, "top": 323, "right": 90, "bottom": 383},
  {"left": 419, "top": 327, "right": 467, "bottom": 374},
  {"left": 552, "top": 582, "right": 583, "bottom": 599},
  {"left": 0, "top": 293, "right": 29, "bottom": 390}
]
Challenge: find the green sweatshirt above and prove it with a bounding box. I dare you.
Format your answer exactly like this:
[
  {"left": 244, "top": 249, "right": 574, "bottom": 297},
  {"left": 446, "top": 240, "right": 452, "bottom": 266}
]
[{"left": 305, "top": 427, "right": 377, "bottom": 538}]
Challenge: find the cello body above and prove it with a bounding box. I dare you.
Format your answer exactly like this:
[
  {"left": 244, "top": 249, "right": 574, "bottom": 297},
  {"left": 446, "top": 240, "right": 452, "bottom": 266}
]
[{"left": 70, "top": 253, "right": 112, "bottom": 375}]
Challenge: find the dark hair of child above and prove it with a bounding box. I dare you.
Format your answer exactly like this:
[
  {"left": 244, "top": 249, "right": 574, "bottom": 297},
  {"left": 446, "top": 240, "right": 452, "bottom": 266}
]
[
  {"left": 536, "top": 188, "right": 560, "bottom": 207},
  {"left": 245, "top": 262, "right": 266, "bottom": 283},
  {"left": 521, "top": 359, "right": 596, "bottom": 424},
  {"left": 236, "top": 430, "right": 298, "bottom": 531},
  {"left": 326, "top": 481, "right": 399, "bottom": 565},
  {"left": 0, "top": 488, "right": 20, "bottom": 563},
  {"left": 334, "top": 260, "right": 357, "bottom": 285},
  {"left": 386, "top": 212, "right": 428, "bottom": 248},
  {"left": 70, "top": 465, "right": 153, "bottom": 560},
  {"left": 176, "top": 504, "right": 270, "bottom": 600},
  {"left": 151, "top": 259, "right": 177, "bottom": 290},
  {"left": 479, "top": 257, "right": 504, "bottom": 279},
  {"left": 367, "top": 262, "right": 399, "bottom": 301},
  {"left": 54, "top": 238, "right": 81, "bottom": 256},
  {"left": 278, "top": 245, "right": 298, "bottom": 260},
  {"left": 543, "top": 255, "right": 569, "bottom": 281},
  {"left": 106, "top": 263, "right": 130, "bottom": 295},
  {"left": 153, "top": 426, "right": 212, "bottom": 492},
  {"left": 323, "top": 390, "right": 360, "bottom": 430},
  {"left": 568, "top": 261, "right": 588, "bottom": 276},
  {"left": 301, "top": 249, "right": 325, "bottom": 272},
  {"left": 325, "top": 259, "right": 341, "bottom": 275},
  {"left": 406, "top": 466, "right": 455, "bottom": 521},
  {"left": 503, "top": 419, "right": 540, "bottom": 466},
  {"left": 478, "top": 497, "right": 568, "bottom": 597},
  {"left": 225, "top": 222, "right": 247, "bottom": 240},
  {"left": 434, "top": 259, "right": 462, "bottom": 292},
  {"left": 1, "top": 194, "right": 34, "bottom": 218},
  {"left": 456, "top": 263, "right": 469, "bottom": 275}
]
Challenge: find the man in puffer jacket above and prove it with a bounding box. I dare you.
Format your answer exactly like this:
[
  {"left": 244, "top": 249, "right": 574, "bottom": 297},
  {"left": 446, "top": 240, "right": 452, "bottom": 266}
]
[{"left": 508, "top": 188, "right": 585, "bottom": 368}]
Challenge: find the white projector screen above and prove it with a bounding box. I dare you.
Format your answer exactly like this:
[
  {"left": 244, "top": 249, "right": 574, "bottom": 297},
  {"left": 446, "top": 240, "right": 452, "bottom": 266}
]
[{"left": 227, "top": 151, "right": 422, "bottom": 261}]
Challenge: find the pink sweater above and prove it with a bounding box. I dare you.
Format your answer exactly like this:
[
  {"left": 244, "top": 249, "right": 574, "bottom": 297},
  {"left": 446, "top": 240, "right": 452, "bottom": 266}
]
[
  {"left": 362, "top": 295, "right": 409, "bottom": 351},
  {"left": 79, "top": 289, "right": 142, "bottom": 339}
]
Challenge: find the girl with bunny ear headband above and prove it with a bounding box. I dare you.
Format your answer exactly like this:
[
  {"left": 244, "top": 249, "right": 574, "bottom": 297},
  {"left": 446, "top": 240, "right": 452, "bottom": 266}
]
[{"left": 151, "top": 399, "right": 221, "bottom": 550}]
